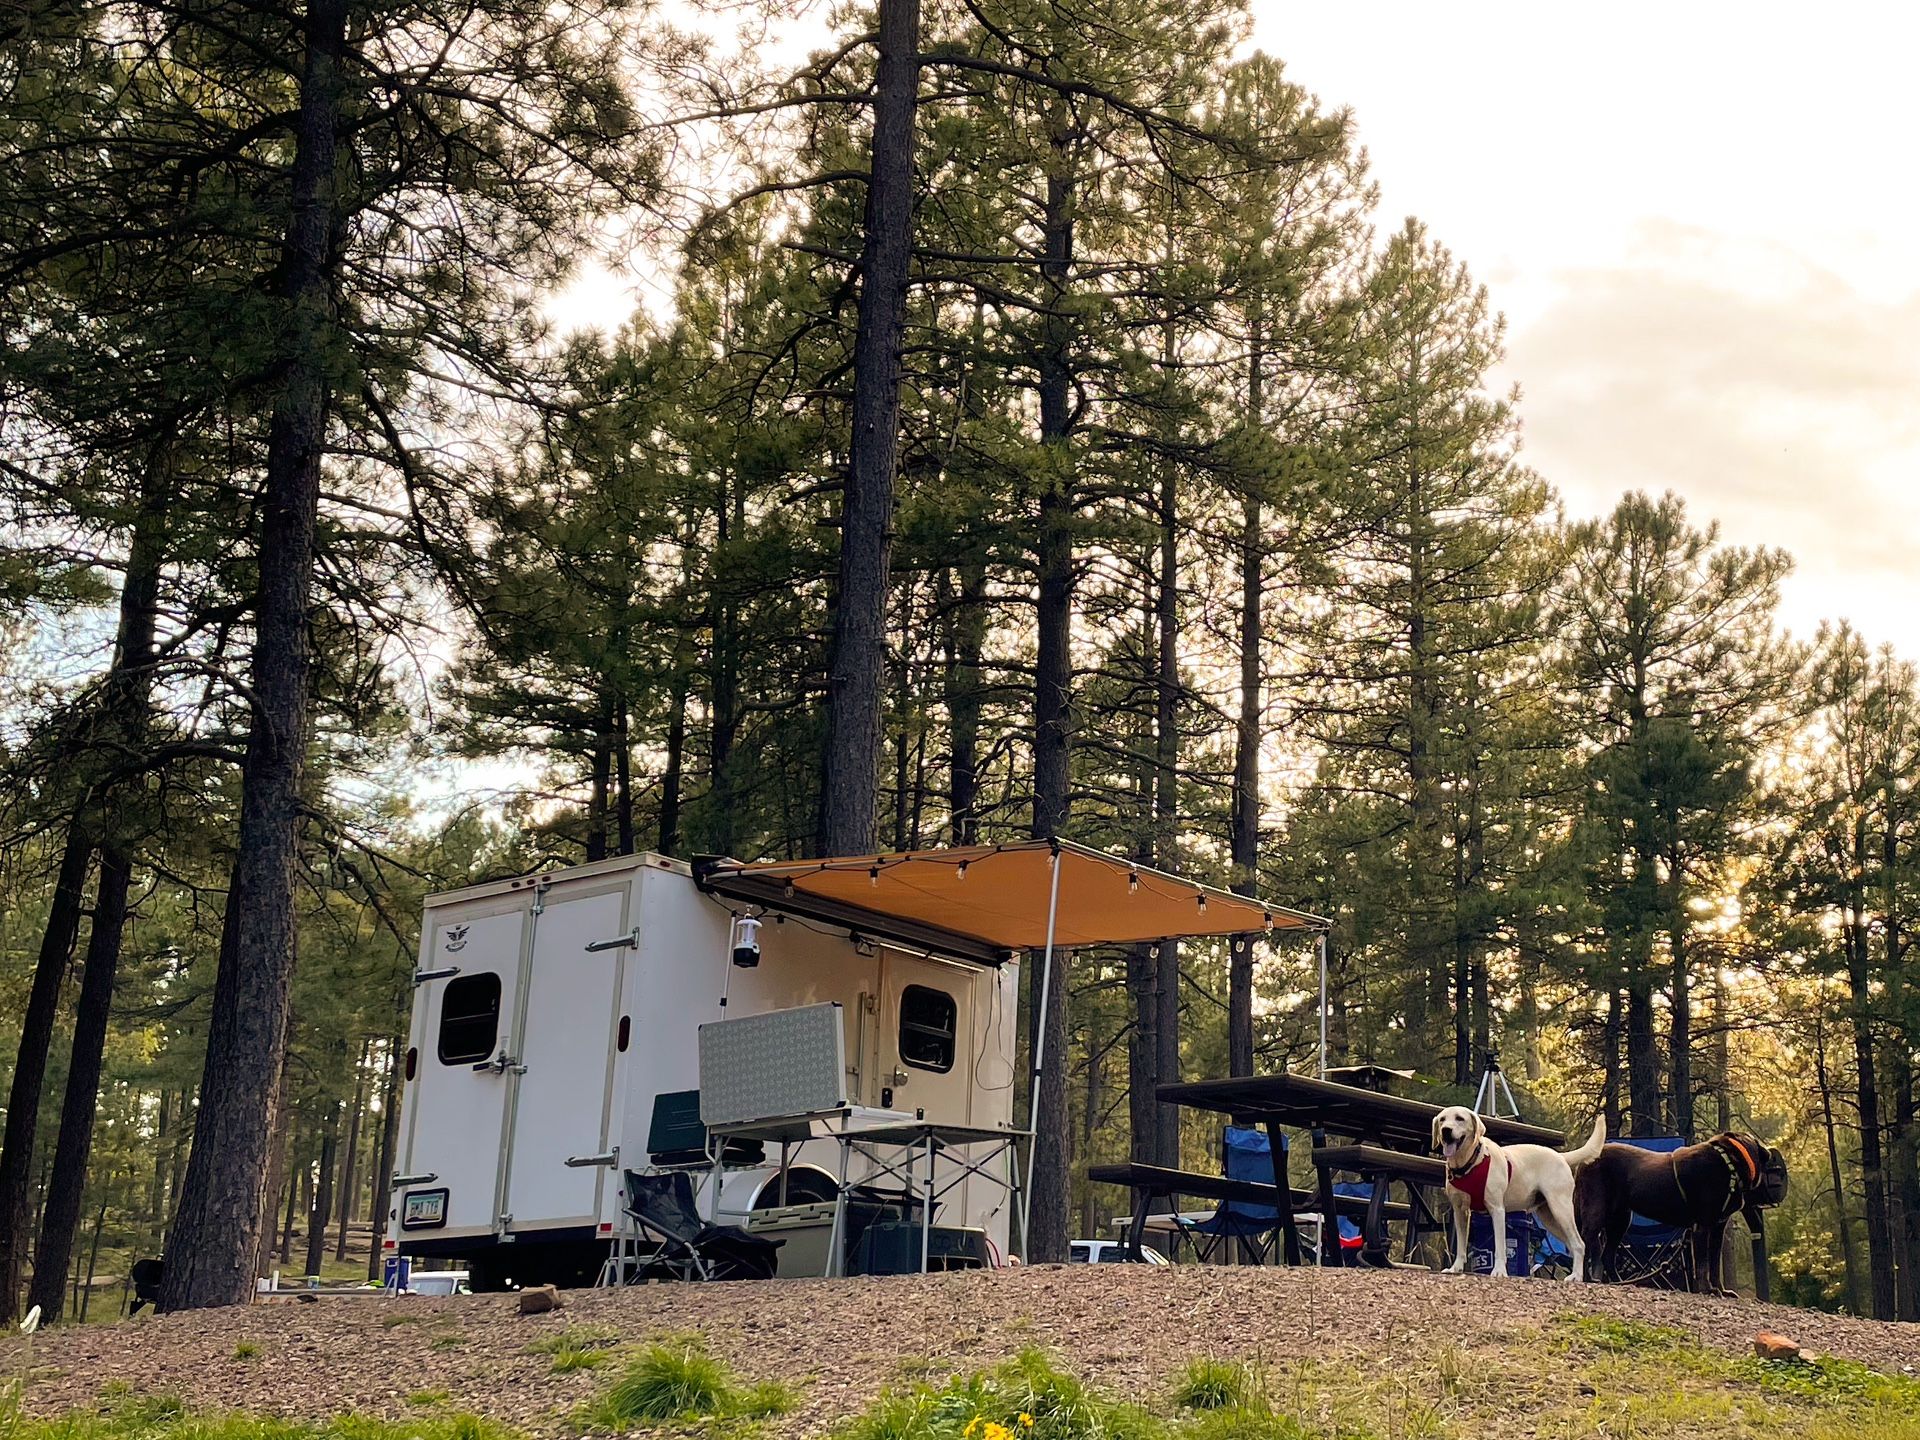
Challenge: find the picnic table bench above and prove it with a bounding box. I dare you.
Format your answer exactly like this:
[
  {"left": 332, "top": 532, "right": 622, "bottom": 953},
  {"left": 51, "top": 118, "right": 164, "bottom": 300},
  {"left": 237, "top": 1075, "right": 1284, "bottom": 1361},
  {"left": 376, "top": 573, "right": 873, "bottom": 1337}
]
[
  {"left": 1087, "top": 1161, "right": 1414, "bottom": 1265},
  {"left": 1158, "top": 1073, "right": 1564, "bottom": 1267}
]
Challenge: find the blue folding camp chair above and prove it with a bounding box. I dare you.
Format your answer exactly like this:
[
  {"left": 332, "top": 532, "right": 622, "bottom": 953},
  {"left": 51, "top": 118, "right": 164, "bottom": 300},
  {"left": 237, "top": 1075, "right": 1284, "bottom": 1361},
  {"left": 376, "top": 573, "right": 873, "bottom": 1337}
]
[
  {"left": 1467, "top": 1209, "right": 1543, "bottom": 1276},
  {"left": 1181, "top": 1126, "right": 1286, "bottom": 1263}
]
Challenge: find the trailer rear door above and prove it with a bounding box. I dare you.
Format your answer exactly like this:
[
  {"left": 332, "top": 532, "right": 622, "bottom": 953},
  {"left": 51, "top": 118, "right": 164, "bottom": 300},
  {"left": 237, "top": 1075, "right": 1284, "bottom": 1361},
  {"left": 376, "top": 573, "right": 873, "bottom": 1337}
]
[
  {"left": 500, "top": 879, "right": 628, "bottom": 1233},
  {"left": 399, "top": 900, "right": 528, "bottom": 1238}
]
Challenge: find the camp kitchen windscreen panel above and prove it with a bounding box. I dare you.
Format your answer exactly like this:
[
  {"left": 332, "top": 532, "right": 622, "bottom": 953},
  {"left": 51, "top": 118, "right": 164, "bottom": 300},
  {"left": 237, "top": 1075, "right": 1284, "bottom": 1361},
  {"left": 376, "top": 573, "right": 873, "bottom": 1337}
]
[{"left": 698, "top": 1002, "right": 847, "bottom": 1127}]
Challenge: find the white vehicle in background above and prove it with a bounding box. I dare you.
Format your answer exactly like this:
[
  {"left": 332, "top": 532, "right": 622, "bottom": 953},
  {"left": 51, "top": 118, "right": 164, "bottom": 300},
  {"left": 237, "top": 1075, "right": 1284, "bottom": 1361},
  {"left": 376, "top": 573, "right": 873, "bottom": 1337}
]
[
  {"left": 384, "top": 852, "right": 1021, "bottom": 1289},
  {"left": 1070, "top": 1239, "right": 1168, "bottom": 1265}
]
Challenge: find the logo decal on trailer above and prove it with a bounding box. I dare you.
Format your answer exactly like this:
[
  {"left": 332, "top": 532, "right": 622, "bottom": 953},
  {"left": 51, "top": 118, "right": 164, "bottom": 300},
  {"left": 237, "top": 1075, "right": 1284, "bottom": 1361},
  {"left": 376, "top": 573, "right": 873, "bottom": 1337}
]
[{"left": 444, "top": 924, "right": 469, "bottom": 953}]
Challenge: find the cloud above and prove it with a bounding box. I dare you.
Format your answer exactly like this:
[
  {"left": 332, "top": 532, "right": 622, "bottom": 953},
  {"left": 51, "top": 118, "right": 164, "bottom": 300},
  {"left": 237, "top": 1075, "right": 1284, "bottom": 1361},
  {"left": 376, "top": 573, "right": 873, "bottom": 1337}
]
[{"left": 1503, "top": 222, "right": 1920, "bottom": 649}]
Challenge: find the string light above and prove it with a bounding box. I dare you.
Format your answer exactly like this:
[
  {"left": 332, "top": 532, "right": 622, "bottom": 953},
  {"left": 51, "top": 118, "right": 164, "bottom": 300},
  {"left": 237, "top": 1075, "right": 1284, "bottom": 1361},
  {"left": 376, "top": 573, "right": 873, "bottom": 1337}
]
[
  {"left": 956, "top": 860, "right": 969, "bottom": 880},
  {"left": 869, "top": 865, "right": 880, "bottom": 886},
  {"left": 784, "top": 880, "right": 796, "bottom": 899},
  {"left": 1128, "top": 870, "right": 1139, "bottom": 895},
  {"left": 1263, "top": 911, "right": 1274, "bottom": 933},
  {"left": 1197, "top": 893, "right": 1208, "bottom": 914}
]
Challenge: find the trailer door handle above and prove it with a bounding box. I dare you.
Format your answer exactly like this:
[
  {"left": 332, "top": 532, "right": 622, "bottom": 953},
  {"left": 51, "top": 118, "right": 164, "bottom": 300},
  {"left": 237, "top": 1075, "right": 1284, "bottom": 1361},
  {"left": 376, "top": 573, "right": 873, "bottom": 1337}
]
[
  {"left": 565, "top": 1149, "right": 619, "bottom": 1168},
  {"left": 585, "top": 929, "right": 640, "bottom": 953}
]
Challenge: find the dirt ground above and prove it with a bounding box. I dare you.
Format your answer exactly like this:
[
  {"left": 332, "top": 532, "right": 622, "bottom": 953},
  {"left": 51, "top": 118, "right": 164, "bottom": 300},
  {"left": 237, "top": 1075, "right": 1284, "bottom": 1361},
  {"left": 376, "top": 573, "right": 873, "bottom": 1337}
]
[{"left": 9, "top": 1266, "right": 1919, "bottom": 1435}]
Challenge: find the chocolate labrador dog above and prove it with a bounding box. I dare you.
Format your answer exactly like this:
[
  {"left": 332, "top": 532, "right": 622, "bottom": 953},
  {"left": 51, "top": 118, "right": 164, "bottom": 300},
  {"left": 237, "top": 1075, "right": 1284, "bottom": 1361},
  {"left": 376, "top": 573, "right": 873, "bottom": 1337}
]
[{"left": 1574, "top": 1131, "right": 1787, "bottom": 1293}]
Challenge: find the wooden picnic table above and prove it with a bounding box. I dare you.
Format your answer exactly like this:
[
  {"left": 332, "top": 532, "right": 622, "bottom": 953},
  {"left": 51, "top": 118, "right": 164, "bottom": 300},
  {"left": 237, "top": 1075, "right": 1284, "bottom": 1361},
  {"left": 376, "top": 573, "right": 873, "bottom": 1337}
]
[{"left": 1159, "top": 1073, "right": 1566, "bottom": 1267}]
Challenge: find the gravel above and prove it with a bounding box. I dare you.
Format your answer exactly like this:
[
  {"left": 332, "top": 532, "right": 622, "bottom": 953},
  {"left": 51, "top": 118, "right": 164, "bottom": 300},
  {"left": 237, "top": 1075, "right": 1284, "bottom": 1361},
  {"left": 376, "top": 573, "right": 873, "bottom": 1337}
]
[{"left": 8, "top": 1267, "right": 1918, "bottom": 1435}]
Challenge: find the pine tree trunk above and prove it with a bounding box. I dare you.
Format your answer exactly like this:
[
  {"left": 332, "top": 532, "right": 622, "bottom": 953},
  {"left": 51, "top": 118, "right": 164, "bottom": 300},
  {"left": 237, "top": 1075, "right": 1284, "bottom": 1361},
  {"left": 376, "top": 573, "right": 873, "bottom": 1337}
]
[
  {"left": 1669, "top": 914, "right": 1694, "bottom": 1138},
  {"left": 1601, "top": 986, "right": 1623, "bottom": 1138},
  {"left": 161, "top": 0, "right": 349, "bottom": 1313},
  {"left": 367, "top": 1041, "right": 401, "bottom": 1280},
  {"left": 1126, "top": 942, "right": 1157, "bottom": 1165},
  {"left": 585, "top": 689, "right": 613, "bottom": 862},
  {"left": 1228, "top": 313, "right": 1262, "bottom": 1078},
  {"left": 1845, "top": 919, "right": 1897, "bottom": 1319},
  {"left": 1025, "top": 142, "right": 1076, "bottom": 1265},
  {"left": 1625, "top": 963, "right": 1661, "bottom": 1136},
  {"left": 818, "top": 0, "right": 921, "bottom": 857},
  {"left": 0, "top": 824, "right": 94, "bottom": 1321},
  {"left": 30, "top": 436, "right": 168, "bottom": 1322},
  {"left": 1813, "top": 1014, "right": 1862, "bottom": 1313},
  {"left": 1153, "top": 938, "right": 1180, "bottom": 1167},
  {"left": 659, "top": 641, "right": 689, "bottom": 854},
  {"left": 304, "top": 1113, "right": 339, "bottom": 1280},
  {"left": 29, "top": 846, "right": 133, "bottom": 1322},
  {"left": 334, "top": 1042, "right": 370, "bottom": 1261},
  {"left": 613, "top": 696, "right": 635, "bottom": 858},
  {"left": 945, "top": 565, "right": 986, "bottom": 844}
]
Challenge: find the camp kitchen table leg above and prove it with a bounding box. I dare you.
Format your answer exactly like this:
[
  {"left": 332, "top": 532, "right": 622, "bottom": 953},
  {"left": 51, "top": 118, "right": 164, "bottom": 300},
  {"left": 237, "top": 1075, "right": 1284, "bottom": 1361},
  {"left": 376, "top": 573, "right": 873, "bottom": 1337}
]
[
  {"left": 826, "top": 1131, "right": 853, "bottom": 1278},
  {"left": 1264, "top": 1119, "right": 1302, "bottom": 1267},
  {"left": 921, "top": 1132, "right": 935, "bottom": 1274},
  {"left": 1312, "top": 1128, "right": 1342, "bottom": 1266}
]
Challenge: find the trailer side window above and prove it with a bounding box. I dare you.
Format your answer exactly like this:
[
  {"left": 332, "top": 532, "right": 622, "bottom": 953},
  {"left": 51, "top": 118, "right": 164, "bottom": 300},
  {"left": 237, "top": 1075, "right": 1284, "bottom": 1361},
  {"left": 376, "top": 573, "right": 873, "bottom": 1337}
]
[
  {"left": 438, "top": 973, "right": 501, "bottom": 1065},
  {"left": 899, "top": 985, "right": 957, "bottom": 1073}
]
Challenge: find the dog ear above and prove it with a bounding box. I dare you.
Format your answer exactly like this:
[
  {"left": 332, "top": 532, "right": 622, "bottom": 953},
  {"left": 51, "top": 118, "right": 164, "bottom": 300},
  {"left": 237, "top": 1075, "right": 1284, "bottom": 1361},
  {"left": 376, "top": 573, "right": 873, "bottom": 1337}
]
[{"left": 1430, "top": 1111, "right": 1444, "bottom": 1153}]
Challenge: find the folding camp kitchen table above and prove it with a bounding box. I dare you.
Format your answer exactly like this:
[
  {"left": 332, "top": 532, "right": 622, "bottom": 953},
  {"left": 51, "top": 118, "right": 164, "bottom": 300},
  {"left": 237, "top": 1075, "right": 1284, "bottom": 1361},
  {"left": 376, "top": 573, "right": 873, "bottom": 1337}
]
[
  {"left": 825, "top": 1120, "right": 1029, "bottom": 1276},
  {"left": 1157, "top": 1073, "right": 1564, "bottom": 1267},
  {"left": 704, "top": 1109, "right": 1028, "bottom": 1275}
]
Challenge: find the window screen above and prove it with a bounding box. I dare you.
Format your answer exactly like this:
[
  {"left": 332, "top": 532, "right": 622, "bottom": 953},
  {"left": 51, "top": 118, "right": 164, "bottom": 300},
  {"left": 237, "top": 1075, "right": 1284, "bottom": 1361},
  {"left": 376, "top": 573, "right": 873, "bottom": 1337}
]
[
  {"left": 438, "top": 973, "right": 502, "bottom": 1065},
  {"left": 899, "top": 985, "right": 957, "bottom": 1073}
]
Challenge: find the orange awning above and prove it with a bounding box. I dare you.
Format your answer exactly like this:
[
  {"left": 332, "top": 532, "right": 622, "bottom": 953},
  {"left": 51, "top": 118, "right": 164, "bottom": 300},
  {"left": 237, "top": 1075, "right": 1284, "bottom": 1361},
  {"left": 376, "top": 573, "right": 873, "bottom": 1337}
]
[{"left": 696, "top": 840, "right": 1328, "bottom": 965}]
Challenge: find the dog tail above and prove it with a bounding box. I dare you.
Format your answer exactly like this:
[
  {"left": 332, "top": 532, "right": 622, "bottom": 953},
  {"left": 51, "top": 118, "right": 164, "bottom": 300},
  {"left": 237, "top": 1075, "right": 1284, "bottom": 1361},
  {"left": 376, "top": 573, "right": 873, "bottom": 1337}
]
[{"left": 1561, "top": 1114, "right": 1606, "bottom": 1168}]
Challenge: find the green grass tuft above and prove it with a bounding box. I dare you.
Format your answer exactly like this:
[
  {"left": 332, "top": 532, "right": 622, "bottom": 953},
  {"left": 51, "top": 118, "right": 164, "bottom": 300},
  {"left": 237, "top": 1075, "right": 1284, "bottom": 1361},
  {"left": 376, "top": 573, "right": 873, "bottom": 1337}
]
[
  {"left": 230, "top": 1343, "right": 261, "bottom": 1362},
  {"left": 524, "top": 1328, "right": 619, "bottom": 1375},
  {"left": 578, "top": 1337, "right": 785, "bottom": 1430},
  {"left": 1171, "top": 1361, "right": 1258, "bottom": 1413},
  {"left": 405, "top": 1392, "right": 450, "bottom": 1410}
]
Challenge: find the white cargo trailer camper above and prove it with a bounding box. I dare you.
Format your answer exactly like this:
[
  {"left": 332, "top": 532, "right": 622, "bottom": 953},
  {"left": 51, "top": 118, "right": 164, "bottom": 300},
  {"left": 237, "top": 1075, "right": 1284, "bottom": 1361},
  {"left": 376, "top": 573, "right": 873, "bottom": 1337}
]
[
  {"left": 384, "top": 852, "right": 1021, "bottom": 1288},
  {"left": 383, "top": 841, "right": 1326, "bottom": 1288}
]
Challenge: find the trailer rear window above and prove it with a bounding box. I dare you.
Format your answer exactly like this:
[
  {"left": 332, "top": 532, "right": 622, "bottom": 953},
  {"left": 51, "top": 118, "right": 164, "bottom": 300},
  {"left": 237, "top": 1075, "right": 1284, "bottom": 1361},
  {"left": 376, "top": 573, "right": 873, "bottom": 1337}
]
[
  {"left": 438, "top": 973, "right": 501, "bottom": 1065},
  {"left": 899, "top": 985, "right": 957, "bottom": 1073}
]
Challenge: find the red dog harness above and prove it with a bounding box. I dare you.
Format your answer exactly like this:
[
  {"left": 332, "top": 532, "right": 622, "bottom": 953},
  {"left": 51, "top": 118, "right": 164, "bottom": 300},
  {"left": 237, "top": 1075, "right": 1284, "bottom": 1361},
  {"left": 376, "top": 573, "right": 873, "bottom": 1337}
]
[{"left": 1447, "top": 1148, "right": 1511, "bottom": 1212}]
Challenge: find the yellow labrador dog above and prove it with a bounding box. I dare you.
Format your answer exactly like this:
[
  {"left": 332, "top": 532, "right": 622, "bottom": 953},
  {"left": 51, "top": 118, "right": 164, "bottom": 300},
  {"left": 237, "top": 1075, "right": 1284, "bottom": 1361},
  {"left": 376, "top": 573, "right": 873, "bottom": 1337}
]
[{"left": 1431, "top": 1106, "right": 1605, "bottom": 1280}]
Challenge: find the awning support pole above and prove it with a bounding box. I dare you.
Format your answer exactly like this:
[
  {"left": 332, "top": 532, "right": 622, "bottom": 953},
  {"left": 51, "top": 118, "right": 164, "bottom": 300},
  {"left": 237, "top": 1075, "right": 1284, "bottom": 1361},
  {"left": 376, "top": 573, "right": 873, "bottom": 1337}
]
[
  {"left": 1317, "top": 931, "right": 1329, "bottom": 1081},
  {"left": 1021, "top": 845, "right": 1063, "bottom": 1261}
]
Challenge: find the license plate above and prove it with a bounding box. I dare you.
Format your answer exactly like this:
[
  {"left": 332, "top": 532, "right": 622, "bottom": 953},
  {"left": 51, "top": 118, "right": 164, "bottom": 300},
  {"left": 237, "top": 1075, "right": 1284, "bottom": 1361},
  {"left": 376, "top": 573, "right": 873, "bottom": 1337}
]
[{"left": 402, "top": 1189, "right": 447, "bottom": 1229}]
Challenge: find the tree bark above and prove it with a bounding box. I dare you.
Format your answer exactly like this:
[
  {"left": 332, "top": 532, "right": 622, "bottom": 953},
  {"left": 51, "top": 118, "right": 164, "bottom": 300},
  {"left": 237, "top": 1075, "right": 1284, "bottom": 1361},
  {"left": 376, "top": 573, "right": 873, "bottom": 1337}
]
[
  {"left": 161, "top": 0, "right": 349, "bottom": 1312},
  {"left": 0, "top": 825, "right": 94, "bottom": 1321},
  {"left": 304, "top": 1113, "right": 338, "bottom": 1280},
  {"left": 585, "top": 686, "right": 613, "bottom": 862},
  {"left": 613, "top": 695, "right": 635, "bottom": 858},
  {"left": 1024, "top": 137, "right": 1076, "bottom": 1264},
  {"left": 334, "top": 1040, "right": 370, "bottom": 1260},
  {"left": 1669, "top": 911, "right": 1694, "bottom": 1138},
  {"left": 817, "top": 0, "right": 921, "bottom": 857},
  {"left": 1814, "top": 1013, "right": 1863, "bottom": 1313},
  {"left": 368, "top": 1037, "right": 402, "bottom": 1279},
  {"left": 29, "top": 434, "right": 169, "bottom": 1322},
  {"left": 29, "top": 845, "right": 132, "bottom": 1322},
  {"left": 659, "top": 636, "right": 690, "bottom": 855},
  {"left": 1845, "top": 916, "right": 1897, "bottom": 1319}
]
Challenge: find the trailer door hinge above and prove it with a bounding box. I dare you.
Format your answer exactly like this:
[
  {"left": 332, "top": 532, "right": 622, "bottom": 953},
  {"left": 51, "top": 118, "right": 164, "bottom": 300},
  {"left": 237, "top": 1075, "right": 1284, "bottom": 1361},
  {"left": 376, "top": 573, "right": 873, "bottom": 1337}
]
[
  {"left": 413, "top": 966, "right": 461, "bottom": 985},
  {"left": 390, "top": 1172, "right": 438, "bottom": 1188},
  {"left": 565, "top": 1148, "right": 619, "bottom": 1168},
  {"left": 472, "top": 1053, "right": 524, "bottom": 1075},
  {"left": 585, "top": 928, "right": 640, "bottom": 953}
]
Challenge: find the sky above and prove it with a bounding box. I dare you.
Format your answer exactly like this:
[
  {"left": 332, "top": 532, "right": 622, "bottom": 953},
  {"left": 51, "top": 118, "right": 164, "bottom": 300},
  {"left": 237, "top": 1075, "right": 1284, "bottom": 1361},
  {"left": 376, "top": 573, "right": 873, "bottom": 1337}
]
[
  {"left": 548, "top": 0, "right": 1920, "bottom": 653},
  {"left": 1251, "top": 0, "right": 1920, "bottom": 651}
]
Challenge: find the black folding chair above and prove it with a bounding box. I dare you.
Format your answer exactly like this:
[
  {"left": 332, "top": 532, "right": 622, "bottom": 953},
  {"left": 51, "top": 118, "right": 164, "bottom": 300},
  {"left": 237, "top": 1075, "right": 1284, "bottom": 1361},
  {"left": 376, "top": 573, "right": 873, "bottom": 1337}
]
[{"left": 621, "top": 1171, "right": 782, "bottom": 1282}]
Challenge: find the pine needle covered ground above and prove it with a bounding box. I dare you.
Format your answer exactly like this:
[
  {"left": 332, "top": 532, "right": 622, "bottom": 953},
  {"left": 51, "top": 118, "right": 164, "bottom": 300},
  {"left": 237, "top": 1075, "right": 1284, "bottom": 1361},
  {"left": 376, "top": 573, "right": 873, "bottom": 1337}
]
[{"left": 5, "top": 1268, "right": 1918, "bottom": 1440}]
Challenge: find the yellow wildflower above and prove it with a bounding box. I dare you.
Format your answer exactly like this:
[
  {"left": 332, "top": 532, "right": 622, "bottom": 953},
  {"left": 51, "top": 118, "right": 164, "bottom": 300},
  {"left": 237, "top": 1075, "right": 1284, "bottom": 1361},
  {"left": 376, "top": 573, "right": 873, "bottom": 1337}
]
[{"left": 1018, "top": 1417, "right": 1034, "bottom": 1430}]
